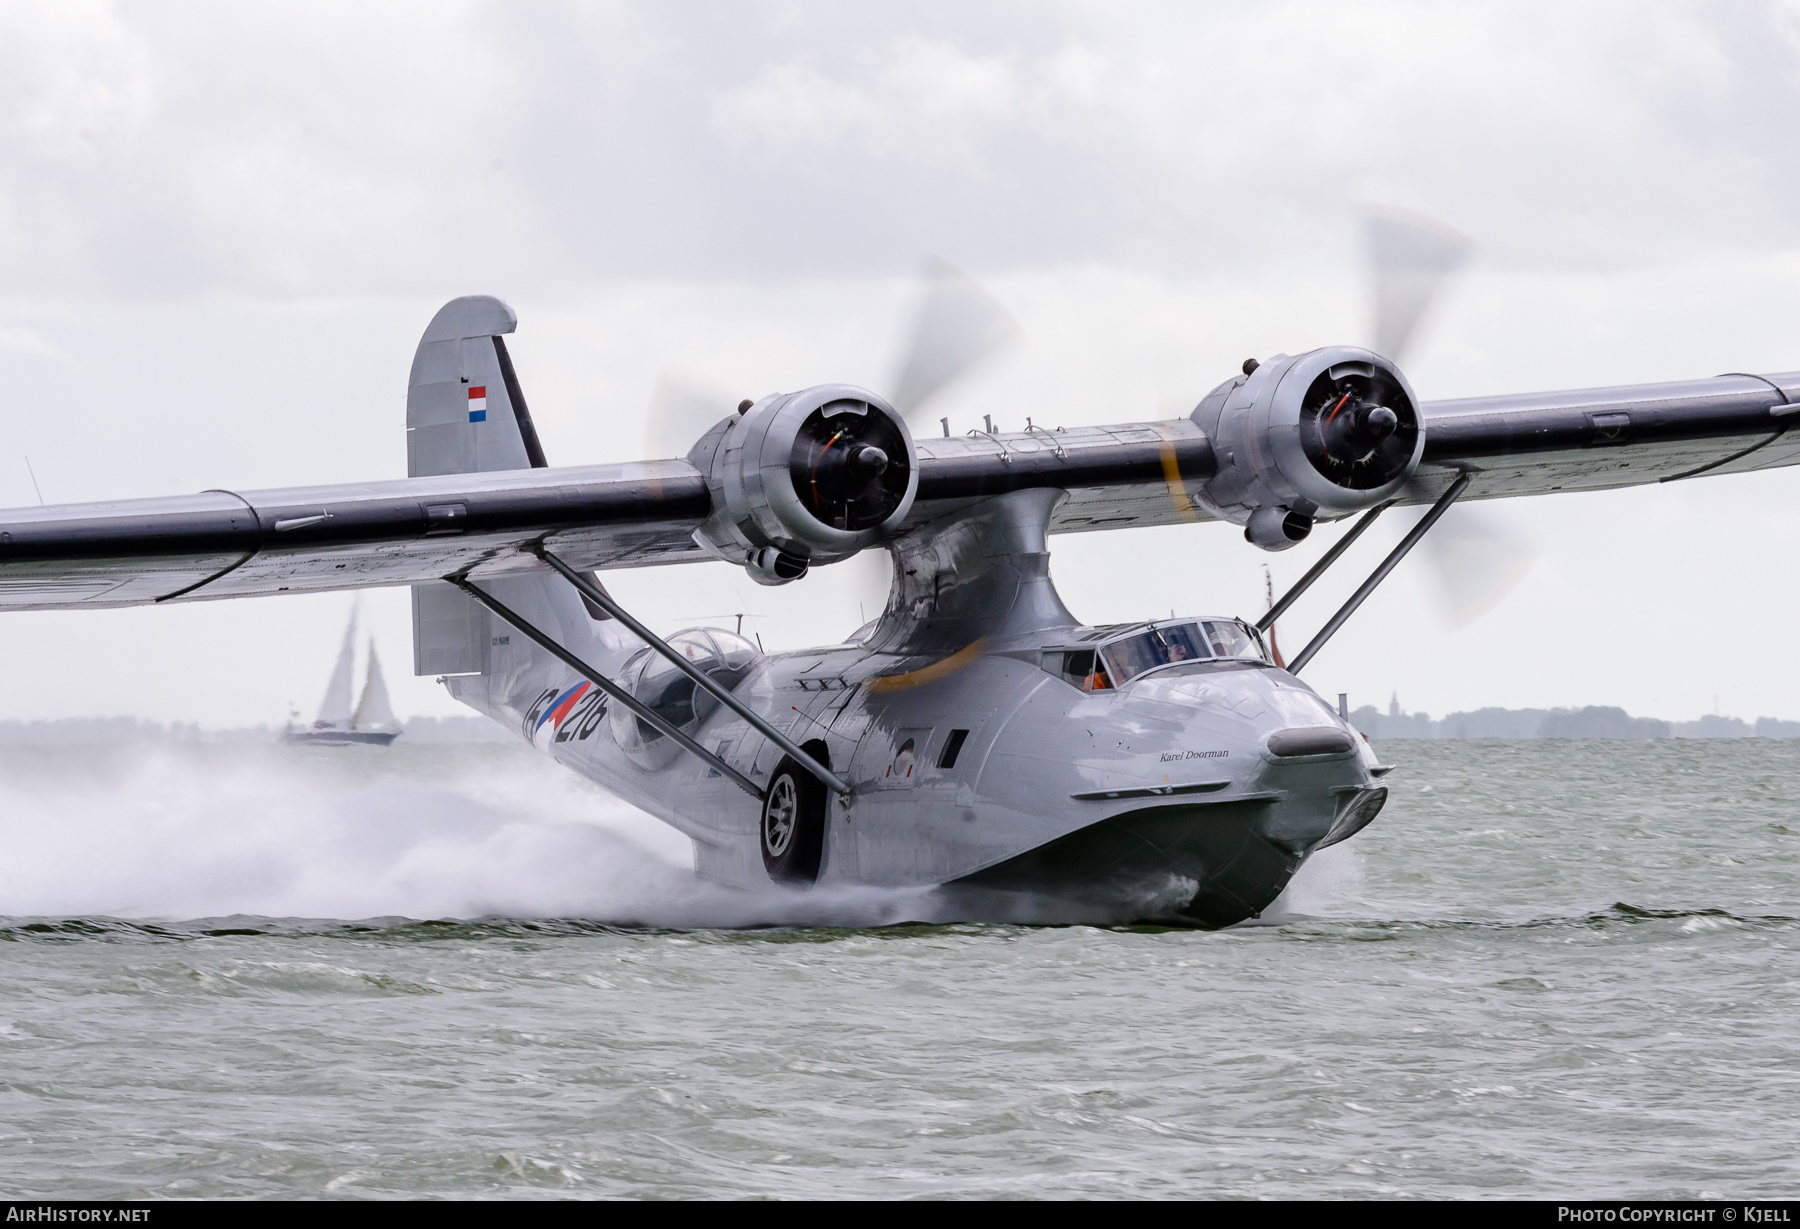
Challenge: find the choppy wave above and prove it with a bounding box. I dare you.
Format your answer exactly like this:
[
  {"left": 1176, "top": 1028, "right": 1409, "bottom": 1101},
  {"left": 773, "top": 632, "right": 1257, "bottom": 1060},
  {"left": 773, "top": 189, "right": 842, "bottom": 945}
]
[
  {"left": 4, "top": 739, "right": 1800, "bottom": 1198},
  {"left": 5, "top": 902, "right": 1794, "bottom": 948}
]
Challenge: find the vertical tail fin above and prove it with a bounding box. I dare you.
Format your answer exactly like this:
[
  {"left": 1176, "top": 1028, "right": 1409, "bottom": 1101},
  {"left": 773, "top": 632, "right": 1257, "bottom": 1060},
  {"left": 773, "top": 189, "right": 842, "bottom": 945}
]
[
  {"left": 408, "top": 297, "right": 623, "bottom": 689},
  {"left": 409, "top": 297, "right": 544, "bottom": 677},
  {"left": 407, "top": 295, "right": 545, "bottom": 478}
]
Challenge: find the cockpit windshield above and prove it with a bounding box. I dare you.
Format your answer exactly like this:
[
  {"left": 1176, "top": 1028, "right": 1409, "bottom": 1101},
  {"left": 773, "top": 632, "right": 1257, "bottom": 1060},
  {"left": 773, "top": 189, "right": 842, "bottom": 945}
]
[
  {"left": 1103, "top": 623, "right": 1211, "bottom": 682},
  {"left": 1097, "top": 619, "right": 1268, "bottom": 685},
  {"left": 1198, "top": 620, "right": 1263, "bottom": 661}
]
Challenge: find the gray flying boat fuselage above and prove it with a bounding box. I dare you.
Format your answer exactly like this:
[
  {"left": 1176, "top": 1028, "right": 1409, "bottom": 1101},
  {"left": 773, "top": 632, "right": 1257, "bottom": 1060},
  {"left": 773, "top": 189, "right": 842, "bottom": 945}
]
[{"left": 444, "top": 487, "right": 1385, "bottom": 926}]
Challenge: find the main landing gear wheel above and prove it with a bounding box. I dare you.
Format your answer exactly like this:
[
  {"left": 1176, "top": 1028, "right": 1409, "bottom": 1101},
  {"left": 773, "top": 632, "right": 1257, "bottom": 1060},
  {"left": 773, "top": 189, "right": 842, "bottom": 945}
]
[{"left": 761, "top": 753, "right": 826, "bottom": 885}]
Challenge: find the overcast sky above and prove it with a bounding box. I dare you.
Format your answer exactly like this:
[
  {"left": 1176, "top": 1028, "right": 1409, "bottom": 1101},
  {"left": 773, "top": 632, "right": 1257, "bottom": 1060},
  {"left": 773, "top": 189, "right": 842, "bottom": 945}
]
[{"left": 4, "top": 0, "right": 1800, "bottom": 727}]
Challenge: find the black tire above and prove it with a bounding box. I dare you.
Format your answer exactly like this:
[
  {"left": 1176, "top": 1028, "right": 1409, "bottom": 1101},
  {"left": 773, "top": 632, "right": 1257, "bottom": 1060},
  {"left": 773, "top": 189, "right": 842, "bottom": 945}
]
[{"left": 760, "top": 752, "right": 827, "bottom": 885}]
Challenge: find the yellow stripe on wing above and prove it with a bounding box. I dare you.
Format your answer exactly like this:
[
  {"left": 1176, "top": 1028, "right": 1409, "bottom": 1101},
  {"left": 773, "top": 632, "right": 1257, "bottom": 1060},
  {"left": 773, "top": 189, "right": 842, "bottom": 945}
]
[{"left": 1158, "top": 424, "right": 1200, "bottom": 522}]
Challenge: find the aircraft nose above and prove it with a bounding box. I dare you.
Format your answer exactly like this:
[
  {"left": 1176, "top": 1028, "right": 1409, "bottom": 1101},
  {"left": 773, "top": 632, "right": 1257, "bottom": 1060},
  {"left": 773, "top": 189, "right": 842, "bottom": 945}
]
[{"left": 1253, "top": 721, "right": 1373, "bottom": 855}]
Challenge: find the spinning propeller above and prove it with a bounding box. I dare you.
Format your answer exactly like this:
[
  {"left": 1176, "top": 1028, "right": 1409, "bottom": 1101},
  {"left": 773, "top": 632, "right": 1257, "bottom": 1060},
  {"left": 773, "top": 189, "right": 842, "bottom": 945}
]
[
  {"left": 1363, "top": 205, "right": 1540, "bottom": 630},
  {"left": 887, "top": 257, "right": 1024, "bottom": 426},
  {"left": 641, "top": 223, "right": 1531, "bottom": 633},
  {"left": 645, "top": 257, "right": 1021, "bottom": 460},
  {"left": 643, "top": 259, "right": 1022, "bottom": 626}
]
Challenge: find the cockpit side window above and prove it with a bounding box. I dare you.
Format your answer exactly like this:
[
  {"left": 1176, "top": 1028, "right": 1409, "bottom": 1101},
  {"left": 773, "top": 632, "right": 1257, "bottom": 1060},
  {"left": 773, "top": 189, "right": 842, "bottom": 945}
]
[
  {"left": 1042, "top": 649, "right": 1114, "bottom": 691},
  {"left": 1059, "top": 649, "right": 1093, "bottom": 688}
]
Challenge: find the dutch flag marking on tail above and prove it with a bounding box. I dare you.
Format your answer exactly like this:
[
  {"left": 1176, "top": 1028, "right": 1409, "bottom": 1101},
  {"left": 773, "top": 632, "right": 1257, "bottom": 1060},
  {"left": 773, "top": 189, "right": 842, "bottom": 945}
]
[{"left": 467, "top": 386, "right": 487, "bottom": 423}]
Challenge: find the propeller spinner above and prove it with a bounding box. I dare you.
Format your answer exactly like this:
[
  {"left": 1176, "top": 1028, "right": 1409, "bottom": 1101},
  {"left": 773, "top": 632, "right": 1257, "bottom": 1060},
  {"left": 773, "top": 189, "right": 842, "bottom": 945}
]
[{"left": 789, "top": 399, "right": 910, "bottom": 532}]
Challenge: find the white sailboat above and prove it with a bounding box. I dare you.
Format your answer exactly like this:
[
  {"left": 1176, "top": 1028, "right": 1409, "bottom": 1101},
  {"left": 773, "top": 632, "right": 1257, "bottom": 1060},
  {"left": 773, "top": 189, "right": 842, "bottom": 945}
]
[{"left": 283, "top": 609, "right": 402, "bottom": 746}]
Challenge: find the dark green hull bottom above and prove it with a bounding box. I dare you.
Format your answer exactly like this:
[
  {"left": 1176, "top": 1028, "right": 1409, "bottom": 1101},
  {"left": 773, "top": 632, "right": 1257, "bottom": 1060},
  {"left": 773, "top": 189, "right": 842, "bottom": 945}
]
[{"left": 953, "top": 800, "right": 1303, "bottom": 928}]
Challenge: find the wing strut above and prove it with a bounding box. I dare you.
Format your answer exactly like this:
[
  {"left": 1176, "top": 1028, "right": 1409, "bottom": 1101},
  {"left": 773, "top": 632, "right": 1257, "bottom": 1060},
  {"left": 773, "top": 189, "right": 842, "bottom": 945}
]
[
  {"left": 1256, "top": 501, "right": 1394, "bottom": 632},
  {"left": 1286, "top": 473, "right": 1472, "bottom": 675},
  {"left": 533, "top": 547, "right": 853, "bottom": 796},
  {"left": 450, "top": 578, "right": 769, "bottom": 802}
]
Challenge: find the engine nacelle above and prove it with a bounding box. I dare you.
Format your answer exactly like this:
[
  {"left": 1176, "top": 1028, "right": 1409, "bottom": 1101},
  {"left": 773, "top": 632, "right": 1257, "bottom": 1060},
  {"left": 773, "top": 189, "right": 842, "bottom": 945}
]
[
  {"left": 689, "top": 384, "right": 918, "bottom": 585},
  {"left": 1190, "top": 347, "right": 1423, "bottom": 551}
]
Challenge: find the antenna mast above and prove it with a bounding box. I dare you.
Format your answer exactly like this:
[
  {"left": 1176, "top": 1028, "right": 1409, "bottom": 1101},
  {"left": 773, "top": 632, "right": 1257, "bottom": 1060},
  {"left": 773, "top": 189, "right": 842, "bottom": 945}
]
[{"left": 1262, "top": 565, "right": 1286, "bottom": 669}]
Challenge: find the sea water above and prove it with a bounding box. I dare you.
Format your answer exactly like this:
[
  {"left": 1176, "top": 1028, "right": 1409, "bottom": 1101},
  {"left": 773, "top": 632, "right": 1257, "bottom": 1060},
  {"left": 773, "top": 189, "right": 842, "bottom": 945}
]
[{"left": 0, "top": 738, "right": 1795, "bottom": 1198}]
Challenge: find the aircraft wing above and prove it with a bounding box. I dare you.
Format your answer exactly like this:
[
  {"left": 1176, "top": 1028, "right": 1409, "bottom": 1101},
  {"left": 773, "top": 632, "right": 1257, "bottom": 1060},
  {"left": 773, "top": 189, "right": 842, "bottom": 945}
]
[
  {"left": 898, "top": 368, "right": 1800, "bottom": 527},
  {"left": 0, "top": 420, "right": 1220, "bottom": 611},
  {"left": 0, "top": 462, "right": 711, "bottom": 611},
  {"left": 0, "top": 369, "right": 1796, "bottom": 612},
  {"left": 1405, "top": 371, "right": 1800, "bottom": 501}
]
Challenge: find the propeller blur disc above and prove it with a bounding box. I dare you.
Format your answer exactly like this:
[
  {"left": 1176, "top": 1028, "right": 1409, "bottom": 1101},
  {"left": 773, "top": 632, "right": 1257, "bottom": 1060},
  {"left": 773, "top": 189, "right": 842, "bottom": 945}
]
[
  {"left": 888, "top": 256, "right": 1023, "bottom": 425},
  {"left": 646, "top": 368, "right": 739, "bottom": 460},
  {"left": 1364, "top": 205, "right": 1473, "bottom": 365},
  {"left": 1423, "top": 505, "right": 1541, "bottom": 630}
]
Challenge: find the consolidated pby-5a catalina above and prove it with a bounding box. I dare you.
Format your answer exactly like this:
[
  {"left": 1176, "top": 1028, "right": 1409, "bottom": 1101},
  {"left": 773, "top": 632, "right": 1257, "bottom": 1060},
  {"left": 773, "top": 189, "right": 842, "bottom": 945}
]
[{"left": 4, "top": 226, "right": 1797, "bottom": 926}]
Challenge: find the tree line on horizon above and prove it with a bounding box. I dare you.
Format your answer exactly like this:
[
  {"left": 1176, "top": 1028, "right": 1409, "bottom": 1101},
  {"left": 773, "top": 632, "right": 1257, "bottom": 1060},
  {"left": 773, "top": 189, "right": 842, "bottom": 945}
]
[{"left": 1355, "top": 703, "right": 1800, "bottom": 741}]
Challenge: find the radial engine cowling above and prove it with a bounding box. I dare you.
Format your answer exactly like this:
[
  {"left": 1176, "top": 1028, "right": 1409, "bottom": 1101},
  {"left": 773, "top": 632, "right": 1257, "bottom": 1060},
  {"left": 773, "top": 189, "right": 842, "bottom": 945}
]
[
  {"left": 689, "top": 384, "right": 918, "bottom": 585},
  {"left": 1189, "top": 347, "right": 1423, "bottom": 551}
]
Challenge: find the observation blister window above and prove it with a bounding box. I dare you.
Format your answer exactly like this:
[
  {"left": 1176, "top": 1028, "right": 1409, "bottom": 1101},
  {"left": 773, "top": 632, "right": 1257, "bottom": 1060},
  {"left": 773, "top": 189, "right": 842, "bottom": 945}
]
[{"left": 610, "top": 627, "right": 761, "bottom": 755}]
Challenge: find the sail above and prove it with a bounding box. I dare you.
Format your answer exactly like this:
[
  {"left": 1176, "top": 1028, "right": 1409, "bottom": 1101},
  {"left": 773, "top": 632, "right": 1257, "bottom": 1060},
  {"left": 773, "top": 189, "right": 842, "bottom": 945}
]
[
  {"left": 352, "top": 641, "right": 398, "bottom": 731},
  {"left": 314, "top": 610, "right": 358, "bottom": 727}
]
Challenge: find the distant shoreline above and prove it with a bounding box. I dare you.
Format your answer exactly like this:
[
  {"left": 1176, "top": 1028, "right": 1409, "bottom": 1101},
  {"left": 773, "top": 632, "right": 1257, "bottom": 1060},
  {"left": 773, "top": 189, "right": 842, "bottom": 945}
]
[{"left": 1350, "top": 704, "right": 1799, "bottom": 741}]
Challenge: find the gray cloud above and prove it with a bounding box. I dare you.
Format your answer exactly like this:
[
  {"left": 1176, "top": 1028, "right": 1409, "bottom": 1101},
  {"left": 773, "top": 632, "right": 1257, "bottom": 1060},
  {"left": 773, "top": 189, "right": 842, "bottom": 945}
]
[
  {"left": 3, "top": 1, "right": 1800, "bottom": 728},
  {"left": 5, "top": 0, "right": 1800, "bottom": 297}
]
